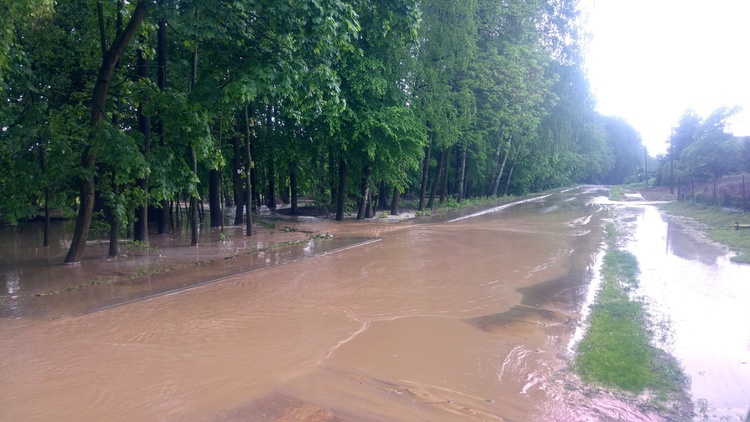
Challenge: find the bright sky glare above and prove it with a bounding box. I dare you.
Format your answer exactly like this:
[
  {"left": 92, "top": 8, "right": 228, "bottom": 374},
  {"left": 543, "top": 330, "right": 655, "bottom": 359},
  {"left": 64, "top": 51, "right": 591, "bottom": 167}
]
[{"left": 582, "top": 0, "right": 750, "bottom": 155}]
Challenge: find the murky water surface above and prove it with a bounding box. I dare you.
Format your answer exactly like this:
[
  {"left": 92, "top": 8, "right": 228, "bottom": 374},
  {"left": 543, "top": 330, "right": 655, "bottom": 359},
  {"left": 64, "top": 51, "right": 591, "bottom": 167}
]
[
  {"left": 1, "top": 187, "right": 748, "bottom": 420},
  {"left": 620, "top": 205, "right": 750, "bottom": 421}
]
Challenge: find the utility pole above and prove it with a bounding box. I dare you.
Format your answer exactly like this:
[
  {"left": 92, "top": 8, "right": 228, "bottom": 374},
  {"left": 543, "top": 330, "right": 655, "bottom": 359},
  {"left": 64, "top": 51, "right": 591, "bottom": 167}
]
[{"left": 670, "top": 127, "right": 674, "bottom": 194}]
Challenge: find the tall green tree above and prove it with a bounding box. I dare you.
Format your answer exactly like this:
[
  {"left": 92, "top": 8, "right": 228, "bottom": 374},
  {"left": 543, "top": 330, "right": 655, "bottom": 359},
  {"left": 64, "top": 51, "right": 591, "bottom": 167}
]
[
  {"left": 326, "top": 0, "right": 424, "bottom": 220},
  {"left": 681, "top": 107, "right": 742, "bottom": 203},
  {"left": 65, "top": 0, "right": 148, "bottom": 263},
  {"left": 416, "top": 0, "right": 479, "bottom": 207}
]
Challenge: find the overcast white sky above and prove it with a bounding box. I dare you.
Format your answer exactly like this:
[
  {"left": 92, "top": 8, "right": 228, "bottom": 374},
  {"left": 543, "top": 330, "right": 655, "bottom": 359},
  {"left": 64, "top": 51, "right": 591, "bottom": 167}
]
[{"left": 581, "top": 0, "right": 750, "bottom": 155}]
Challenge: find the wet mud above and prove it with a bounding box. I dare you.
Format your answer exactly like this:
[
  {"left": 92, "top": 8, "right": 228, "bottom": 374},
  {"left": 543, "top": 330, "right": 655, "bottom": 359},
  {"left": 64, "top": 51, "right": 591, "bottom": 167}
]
[{"left": 2, "top": 186, "right": 745, "bottom": 420}]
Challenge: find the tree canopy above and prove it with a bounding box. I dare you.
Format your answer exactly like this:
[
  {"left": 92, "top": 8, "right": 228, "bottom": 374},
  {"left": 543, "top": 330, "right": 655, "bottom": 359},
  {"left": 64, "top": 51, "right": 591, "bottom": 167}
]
[{"left": 1, "top": 0, "right": 647, "bottom": 262}]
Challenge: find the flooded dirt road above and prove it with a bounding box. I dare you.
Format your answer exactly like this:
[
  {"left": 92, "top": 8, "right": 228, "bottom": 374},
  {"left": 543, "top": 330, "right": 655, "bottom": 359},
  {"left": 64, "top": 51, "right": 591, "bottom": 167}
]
[
  {"left": 1, "top": 187, "right": 747, "bottom": 420},
  {"left": 1, "top": 187, "right": 609, "bottom": 421}
]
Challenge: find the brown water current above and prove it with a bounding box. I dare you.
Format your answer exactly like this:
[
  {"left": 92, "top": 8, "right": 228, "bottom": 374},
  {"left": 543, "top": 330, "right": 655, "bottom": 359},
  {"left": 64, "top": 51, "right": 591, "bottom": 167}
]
[{"left": 4, "top": 186, "right": 742, "bottom": 420}]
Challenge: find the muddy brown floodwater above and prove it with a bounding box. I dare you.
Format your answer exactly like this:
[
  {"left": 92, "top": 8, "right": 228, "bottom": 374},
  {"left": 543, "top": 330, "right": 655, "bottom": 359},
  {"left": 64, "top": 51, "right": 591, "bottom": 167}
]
[{"left": 1, "top": 186, "right": 746, "bottom": 421}]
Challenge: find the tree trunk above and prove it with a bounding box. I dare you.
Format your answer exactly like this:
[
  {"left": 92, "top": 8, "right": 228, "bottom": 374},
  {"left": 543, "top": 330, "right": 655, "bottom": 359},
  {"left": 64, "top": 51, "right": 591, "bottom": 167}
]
[
  {"left": 335, "top": 157, "right": 347, "bottom": 221},
  {"left": 712, "top": 176, "right": 717, "bottom": 205},
  {"left": 453, "top": 145, "right": 462, "bottom": 196},
  {"left": 440, "top": 148, "right": 450, "bottom": 204},
  {"left": 198, "top": 194, "right": 205, "bottom": 223},
  {"left": 217, "top": 115, "right": 225, "bottom": 235},
  {"left": 65, "top": 1, "right": 148, "bottom": 264},
  {"left": 365, "top": 189, "right": 373, "bottom": 218},
  {"left": 244, "top": 105, "right": 253, "bottom": 236},
  {"left": 190, "top": 149, "right": 199, "bottom": 246},
  {"left": 134, "top": 47, "right": 150, "bottom": 242},
  {"left": 488, "top": 139, "right": 501, "bottom": 196},
  {"left": 491, "top": 134, "right": 511, "bottom": 197},
  {"left": 251, "top": 159, "right": 260, "bottom": 210},
  {"left": 44, "top": 184, "right": 50, "bottom": 247},
  {"left": 390, "top": 186, "right": 400, "bottom": 216},
  {"left": 317, "top": 150, "right": 326, "bottom": 201},
  {"left": 290, "top": 165, "right": 298, "bottom": 215},
  {"left": 233, "top": 135, "right": 244, "bottom": 225},
  {"left": 329, "top": 145, "right": 337, "bottom": 206},
  {"left": 156, "top": 5, "right": 170, "bottom": 235},
  {"left": 418, "top": 141, "right": 431, "bottom": 211},
  {"left": 267, "top": 160, "right": 276, "bottom": 208},
  {"left": 157, "top": 200, "right": 170, "bottom": 234},
  {"left": 427, "top": 145, "right": 445, "bottom": 208},
  {"left": 108, "top": 175, "right": 120, "bottom": 257},
  {"left": 188, "top": 34, "right": 199, "bottom": 245},
  {"left": 107, "top": 5, "right": 124, "bottom": 258},
  {"left": 209, "top": 170, "right": 221, "bottom": 226},
  {"left": 279, "top": 173, "right": 289, "bottom": 204},
  {"left": 39, "top": 144, "right": 50, "bottom": 247},
  {"left": 223, "top": 173, "right": 231, "bottom": 206},
  {"left": 357, "top": 165, "right": 371, "bottom": 220},
  {"left": 503, "top": 141, "right": 524, "bottom": 196},
  {"left": 108, "top": 2, "right": 127, "bottom": 256},
  {"left": 264, "top": 108, "right": 276, "bottom": 209},
  {"left": 377, "top": 181, "right": 388, "bottom": 210},
  {"left": 457, "top": 143, "right": 467, "bottom": 202},
  {"left": 669, "top": 131, "right": 674, "bottom": 194}
]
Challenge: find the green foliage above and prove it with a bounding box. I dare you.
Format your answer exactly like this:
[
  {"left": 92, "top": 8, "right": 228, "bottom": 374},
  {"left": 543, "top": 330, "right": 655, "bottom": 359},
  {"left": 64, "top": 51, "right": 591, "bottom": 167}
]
[
  {"left": 680, "top": 107, "right": 742, "bottom": 180},
  {"left": 671, "top": 109, "right": 701, "bottom": 157},
  {"left": 0, "top": 0, "right": 54, "bottom": 83},
  {"left": 126, "top": 240, "right": 160, "bottom": 253},
  {"left": 668, "top": 107, "right": 745, "bottom": 191},
  {"left": 600, "top": 116, "right": 644, "bottom": 184},
  {"left": 1, "top": 0, "right": 621, "bottom": 257}
]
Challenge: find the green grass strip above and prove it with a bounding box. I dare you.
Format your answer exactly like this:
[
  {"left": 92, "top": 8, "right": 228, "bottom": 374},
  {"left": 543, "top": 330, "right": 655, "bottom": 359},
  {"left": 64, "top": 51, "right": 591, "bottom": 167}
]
[
  {"left": 575, "top": 246, "right": 656, "bottom": 392},
  {"left": 575, "top": 225, "right": 686, "bottom": 402}
]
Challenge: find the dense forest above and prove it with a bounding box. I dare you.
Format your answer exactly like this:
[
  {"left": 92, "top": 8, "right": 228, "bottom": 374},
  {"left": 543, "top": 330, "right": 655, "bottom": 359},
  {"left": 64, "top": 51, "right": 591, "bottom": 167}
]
[{"left": 1, "top": 0, "right": 646, "bottom": 263}]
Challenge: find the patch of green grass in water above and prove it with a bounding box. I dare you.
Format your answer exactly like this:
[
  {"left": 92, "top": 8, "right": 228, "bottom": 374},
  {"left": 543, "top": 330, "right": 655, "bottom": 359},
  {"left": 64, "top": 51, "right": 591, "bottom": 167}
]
[
  {"left": 608, "top": 186, "right": 624, "bottom": 201},
  {"left": 256, "top": 220, "right": 277, "bottom": 230},
  {"left": 576, "top": 223, "right": 686, "bottom": 405}
]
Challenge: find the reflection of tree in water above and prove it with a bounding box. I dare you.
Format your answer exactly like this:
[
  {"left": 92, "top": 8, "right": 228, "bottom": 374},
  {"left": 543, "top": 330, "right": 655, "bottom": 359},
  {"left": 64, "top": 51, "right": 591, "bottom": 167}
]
[
  {"left": 666, "top": 215, "right": 725, "bottom": 266},
  {"left": 5, "top": 270, "right": 20, "bottom": 295}
]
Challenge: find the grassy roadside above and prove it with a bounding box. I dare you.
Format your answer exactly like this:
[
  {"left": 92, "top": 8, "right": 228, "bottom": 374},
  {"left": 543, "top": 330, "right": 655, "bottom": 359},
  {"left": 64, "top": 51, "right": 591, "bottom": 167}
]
[{"left": 575, "top": 223, "right": 688, "bottom": 413}]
